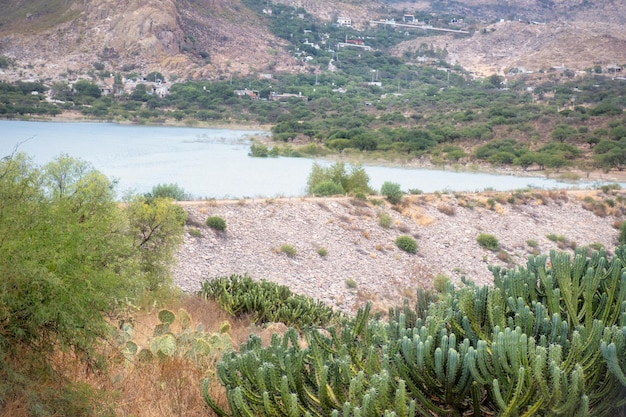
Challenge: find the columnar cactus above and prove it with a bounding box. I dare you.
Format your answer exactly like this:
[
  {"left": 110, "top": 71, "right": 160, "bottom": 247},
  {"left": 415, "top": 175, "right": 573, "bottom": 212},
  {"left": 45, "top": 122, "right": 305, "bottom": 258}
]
[{"left": 204, "top": 246, "right": 626, "bottom": 417}]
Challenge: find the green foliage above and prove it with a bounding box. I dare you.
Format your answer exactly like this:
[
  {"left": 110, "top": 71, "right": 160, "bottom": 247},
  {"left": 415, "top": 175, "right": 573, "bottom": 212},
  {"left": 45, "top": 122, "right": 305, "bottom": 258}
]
[
  {"left": 526, "top": 239, "right": 539, "bottom": 248},
  {"left": 345, "top": 278, "right": 357, "bottom": 289},
  {"left": 113, "top": 308, "right": 232, "bottom": 367},
  {"left": 146, "top": 71, "right": 165, "bottom": 82},
  {"left": 0, "top": 153, "right": 185, "bottom": 414},
  {"left": 249, "top": 142, "right": 276, "bottom": 157},
  {"left": 476, "top": 233, "right": 499, "bottom": 251},
  {"left": 206, "top": 215, "right": 227, "bottom": 231},
  {"left": 199, "top": 275, "right": 338, "bottom": 328},
  {"left": 310, "top": 180, "right": 345, "bottom": 196},
  {"left": 381, "top": 181, "right": 403, "bottom": 204},
  {"left": 0, "top": 55, "right": 13, "bottom": 69},
  {"left": 279, "top": 243, "right": 297, "bottom": 257},
  {"left": 547, "top": 233, "right": 566, "bottom": 243},
  {"left": 205, "top": 247, "right": 626, "bottom": 417},
  {"left": 395, "top": 235, "right": 417, "bottom": 253},
  {"left": 73, "top": 79, "right": 102, "bottom": 99},
  {"left": 306, "top": 162, "right": 373, "bottom": 196},
  {"left": 433, "top": 273, "right": 450, "bottom": 293},
  {"left": 124, "top": 194, "right": 187, "bottom": 290},
  {"left": 317, "top": 247, "right": 328, "bottom": 257},
  {"left": 145, "top": 183, "right": 191, "bottom": 201},
  {"left": 378, "top": 212, "right": 393, "bottom": 228}
]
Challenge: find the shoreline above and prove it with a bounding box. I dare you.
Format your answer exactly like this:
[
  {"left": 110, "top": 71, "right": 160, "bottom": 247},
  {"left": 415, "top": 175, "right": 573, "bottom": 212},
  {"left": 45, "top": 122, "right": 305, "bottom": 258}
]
[{"left": 5, "top": 114, "right": 626, "bottom": 186}]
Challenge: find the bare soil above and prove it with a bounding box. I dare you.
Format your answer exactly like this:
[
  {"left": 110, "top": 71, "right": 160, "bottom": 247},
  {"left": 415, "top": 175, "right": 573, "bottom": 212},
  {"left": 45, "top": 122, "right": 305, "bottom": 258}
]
[{"left": 173, "top": 189, "right": 626, "bottom": 315}]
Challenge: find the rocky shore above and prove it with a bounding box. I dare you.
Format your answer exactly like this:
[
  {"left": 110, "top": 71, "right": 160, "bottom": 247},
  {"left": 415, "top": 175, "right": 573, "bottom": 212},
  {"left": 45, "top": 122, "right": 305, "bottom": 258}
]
[{"left": 173, "top": 189, "right": 625, "bottom": 314}]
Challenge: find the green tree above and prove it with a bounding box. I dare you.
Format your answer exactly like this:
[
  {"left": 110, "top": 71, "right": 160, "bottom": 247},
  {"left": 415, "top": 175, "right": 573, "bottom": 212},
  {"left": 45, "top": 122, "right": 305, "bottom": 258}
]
[
  {"left": 550, "top": 124, "right": 577, "bottom": 143},
  {"left": 73, "top": 79, "right": 101, "bottom": 99},
  {"left": 381, "top": 181, "right": 403, "bottom": 204},
  {"left": 306, "top": 162, "right": 372, "bottom": 195},
  {"left": 124, "top": 195, "right": 186, "bottom": 290},
  {"left": 50, "top": 81, "right": 73, "bottom": 101},
  {"left": 145, "top": 183, "right": 191, "bottom": 201},
  {"left": 0, "top": 153, "right": 184, "bottom": 413}
]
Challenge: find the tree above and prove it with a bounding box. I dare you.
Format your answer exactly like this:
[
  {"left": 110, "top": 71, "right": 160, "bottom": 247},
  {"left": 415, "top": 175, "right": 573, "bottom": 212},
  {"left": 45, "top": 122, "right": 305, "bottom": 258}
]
[
  {"left": 381, "top": 181, "right": 403, "bottom": 204},
  {"left": 145, "top": 183, "right": 192, "bottom": 201},
  {"left": 130, "top": 83, "right": 150, "bottom": 101},
  {"left": 306, "top": 162, "right": 373, "bottom": 196},
  {"left": 50, "top": 81, "right": 73, "bottom": 101},
  {"left": 0, "top": 153, "right": 185, "bottom": 414},
  {"left": 124, "top": 195, "right": 186, "bottom": 290},
  {"left": 146, "top": 71, "right": 165, "bottom": 83},
  {"left": 73, "top": 79, "right": 101, "bottom": 99},
  {"left": 550, "top": 124, "right": 576, "bottom": 143}
]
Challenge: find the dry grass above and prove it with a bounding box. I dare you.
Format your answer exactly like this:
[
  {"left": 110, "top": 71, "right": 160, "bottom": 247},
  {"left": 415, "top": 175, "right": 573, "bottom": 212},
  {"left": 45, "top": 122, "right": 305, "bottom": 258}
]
[
  {"left": 437, "top": 204, "right": 456, "bottom": 216},
  {"left": 0, "top": 296, "right": 269, "bottom": 417}
]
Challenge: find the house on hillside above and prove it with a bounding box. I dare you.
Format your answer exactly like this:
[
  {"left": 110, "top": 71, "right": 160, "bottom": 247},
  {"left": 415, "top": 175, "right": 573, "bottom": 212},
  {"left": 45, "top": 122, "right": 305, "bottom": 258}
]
[
  {"left": 403, "top": 15, "right": 415, "bottom": 23},
  {"left": 98, "top": 77, "right": 117, "bottom": 96},
  {"left": 234, "top": 89, "right": 260, "bottom": 100},
  {"left": 337, "top": 17, "right": 351, "bottom": 27},
  {"left": 151, "top": 83, "right": 169, "bottom": 98},
  {"left": 269, "top": 92, "right": 308, "bottom": 102}
]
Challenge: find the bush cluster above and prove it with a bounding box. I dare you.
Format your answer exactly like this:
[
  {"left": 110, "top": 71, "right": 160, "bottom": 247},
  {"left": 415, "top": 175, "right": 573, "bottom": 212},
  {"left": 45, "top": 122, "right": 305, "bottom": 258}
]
[
  {"left": 306, "top": 162, "right": 373, "bottom": 196},
  {"left": 206, "top": 216, "right": 226, "bottom": 231},
  {"left": 199, "top": 275, "right": 338, "bottom": 328},
  {"left": 476, "top": 232, "right": 499, "bottom": 251},
  {"left": 395, "top": 235, "right": 417, "bottom": 253},
  {"left": 380, "top": 181, "right": 403, "bottom": 204}
]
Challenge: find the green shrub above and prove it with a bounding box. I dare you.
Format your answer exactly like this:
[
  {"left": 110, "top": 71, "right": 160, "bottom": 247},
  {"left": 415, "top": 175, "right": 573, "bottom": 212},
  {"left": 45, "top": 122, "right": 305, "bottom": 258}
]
[
  {"left": 589, "top": 242, "right": 605, "bottom": 252},
  {"left": 310, "top": 181, "right": 344, "bottom": 196},
  {"left": 206, "top": 216, "right": 226, "bottom": 231},
  {"left": 188, "top": 227, "right": 202, "bottom": 237},
  {"left": 546, "top": 233, "right": 566, "bottom": 242},
  {"left": 395, "top": 235, "right": 417, "bottom": 253},
  {"left": 249, "top": 143, "right": 273, "bottom": 157},
  {"left": 433, "top": 273, "right": 450, "bottom": 293},
  {"left": 306, "top": 162, "right": 373, "bottom": 196},
  {"left": 526, "top": 239, "right": 539, "bottom": 248},
  {"left": 476, "top": 233, "right": 499, "bottom": 251},
  {"left": 317, "top": 247, "right": 328, "bottom": 257},
  {"left": 381, "top": 181, "right": 403, "bottom": 204},
  {"left": 279, "top": 244, "right": 296, "bottom": 257},
  {"left": 600, "top": 183, "right": 621, "bottom": 193},
  {"left": 345, "top": 279, "right": 357, "bottom": 289},
  {"left": 145, "top": 183, "right": 191, "bottom": 201},
  {"left": 378, "top": 212, "right": 392, "bottom": 228}
]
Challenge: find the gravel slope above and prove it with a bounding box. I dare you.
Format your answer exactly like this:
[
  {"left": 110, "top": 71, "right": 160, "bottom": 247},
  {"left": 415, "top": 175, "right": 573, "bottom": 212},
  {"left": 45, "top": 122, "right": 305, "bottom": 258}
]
[{"left": 173, "top": 189, "right": 625, "bottom": 314}]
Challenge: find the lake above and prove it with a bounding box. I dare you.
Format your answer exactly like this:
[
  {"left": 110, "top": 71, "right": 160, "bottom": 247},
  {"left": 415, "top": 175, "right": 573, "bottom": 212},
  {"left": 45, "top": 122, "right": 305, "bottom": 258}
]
[{"left": 0, "top": 120, "right": 615, "bottom": 199}]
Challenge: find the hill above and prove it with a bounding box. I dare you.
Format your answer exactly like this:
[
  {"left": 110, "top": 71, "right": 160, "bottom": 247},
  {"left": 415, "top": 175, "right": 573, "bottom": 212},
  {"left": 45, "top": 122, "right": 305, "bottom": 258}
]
[
  {"left": 174, "top": 188, "right": 626, "bottom": 314},
  {"left": 0, "top": 0, "right": 624, "bottom": 81}
]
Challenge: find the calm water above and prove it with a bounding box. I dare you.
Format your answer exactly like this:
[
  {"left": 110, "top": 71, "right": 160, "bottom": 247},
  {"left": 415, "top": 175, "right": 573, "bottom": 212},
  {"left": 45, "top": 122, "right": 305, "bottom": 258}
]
[{"left": 0, "top": 120, "right": 614, "bottom": 199}]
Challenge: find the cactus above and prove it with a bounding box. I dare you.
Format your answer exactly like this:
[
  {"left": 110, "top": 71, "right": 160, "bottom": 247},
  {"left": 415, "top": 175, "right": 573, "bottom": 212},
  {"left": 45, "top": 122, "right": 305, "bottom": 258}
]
[
  {"left": 200, "top": 275, "right": 338, "bottom": 328},
  {"left": 204, "top": 246, "right": 626, "bottom": 416}
]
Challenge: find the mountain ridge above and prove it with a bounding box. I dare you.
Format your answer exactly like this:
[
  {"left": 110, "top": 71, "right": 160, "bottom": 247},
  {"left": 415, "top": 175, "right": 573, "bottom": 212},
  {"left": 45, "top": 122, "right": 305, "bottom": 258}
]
[{"left": 0, "top": 0, "right": 624, "bottom": 81}]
